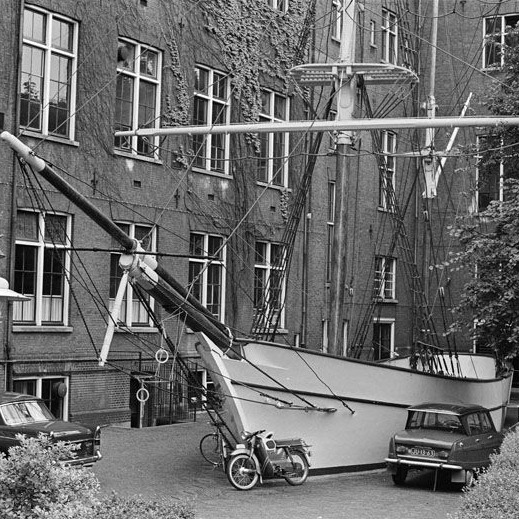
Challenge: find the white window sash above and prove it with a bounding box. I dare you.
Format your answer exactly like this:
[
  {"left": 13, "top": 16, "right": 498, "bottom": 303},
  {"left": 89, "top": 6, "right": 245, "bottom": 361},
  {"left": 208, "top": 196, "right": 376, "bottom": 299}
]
[
  {"left": 193, "top": 66, "right": 230, "bottom": 174},
  {"left": 117, "top": 39, "right": 162, "bottom": 158},
  {"left": 13, "top": 212, "right": 71, "bottom": 326},
  {"left": 188, "top": 234, "right": 226, "bottom": 320},
  {"left": 22, "top": 7, "right": 78, "bottom": 140}
]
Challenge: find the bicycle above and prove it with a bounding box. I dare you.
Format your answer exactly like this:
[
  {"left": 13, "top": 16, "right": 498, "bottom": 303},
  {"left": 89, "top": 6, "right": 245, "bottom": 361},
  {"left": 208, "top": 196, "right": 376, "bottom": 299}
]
[{"left": 199, "top": 420, "right": 231, "bottom": 470}]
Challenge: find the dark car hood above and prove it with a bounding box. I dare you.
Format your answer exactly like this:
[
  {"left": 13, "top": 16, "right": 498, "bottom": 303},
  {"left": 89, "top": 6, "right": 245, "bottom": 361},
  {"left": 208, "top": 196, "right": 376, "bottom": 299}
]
[
  {"left": 8, "top": 420, "right": 93, "bottom": 439},
  {"left": 393, "top": 429, "right": 466, "bottom": 449}
]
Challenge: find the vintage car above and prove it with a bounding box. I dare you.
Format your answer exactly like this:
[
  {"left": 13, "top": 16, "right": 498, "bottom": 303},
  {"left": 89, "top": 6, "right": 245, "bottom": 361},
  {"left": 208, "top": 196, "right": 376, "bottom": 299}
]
[
  {"left": 0, "top": 392, "right": 102, "bottom": 466},
  {"left": 386, "top": 402, "right": 504, "bottom": 489}
]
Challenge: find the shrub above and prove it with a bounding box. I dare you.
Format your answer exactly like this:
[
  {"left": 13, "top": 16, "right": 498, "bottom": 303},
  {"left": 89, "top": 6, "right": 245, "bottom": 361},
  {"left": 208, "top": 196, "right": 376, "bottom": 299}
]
[
  {"left": 0, "top": 434, "right": 99, "bottom": 519},
  {"left": 0, "top": 434, "right": 194, "bottom": 519},
  {"left": 450, "top": 430, "right": 519, "bottom": 519},
  {"left": 90, "top": 494, "right": 195, "bottom": 519}
]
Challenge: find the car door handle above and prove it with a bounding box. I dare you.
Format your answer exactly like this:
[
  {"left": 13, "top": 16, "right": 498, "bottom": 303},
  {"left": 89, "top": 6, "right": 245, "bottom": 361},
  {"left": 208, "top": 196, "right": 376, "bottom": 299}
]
[{"left": 475, "top": 439, "right": 480, "bottom": 443}]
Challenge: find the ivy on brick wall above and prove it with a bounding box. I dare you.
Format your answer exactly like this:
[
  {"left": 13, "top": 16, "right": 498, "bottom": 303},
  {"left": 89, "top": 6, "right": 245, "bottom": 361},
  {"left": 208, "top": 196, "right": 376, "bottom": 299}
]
[{"left": 197, "top": 0, "right": 311, "bottom": 122}]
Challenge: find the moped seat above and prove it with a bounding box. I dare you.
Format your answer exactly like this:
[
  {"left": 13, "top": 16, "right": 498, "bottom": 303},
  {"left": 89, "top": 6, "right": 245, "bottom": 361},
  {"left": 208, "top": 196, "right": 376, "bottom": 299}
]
[{"left": 273, "top": 438, "right": 305, "bottom": 448}]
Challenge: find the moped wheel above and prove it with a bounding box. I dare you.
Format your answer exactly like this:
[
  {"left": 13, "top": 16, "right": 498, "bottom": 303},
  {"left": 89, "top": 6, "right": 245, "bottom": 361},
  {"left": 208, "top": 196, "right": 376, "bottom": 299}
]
[
  {"left": 199, "top": 433, "right": 220, "bottom": 466},
  {"left": 283, "top": 450, "right": 309, "bottom": 486},
  {"left": 391, "top": 466, "right": 408, "bottom": 486},
  {"left": 226, "top": 454, "right": 259, "bottom": 490}
]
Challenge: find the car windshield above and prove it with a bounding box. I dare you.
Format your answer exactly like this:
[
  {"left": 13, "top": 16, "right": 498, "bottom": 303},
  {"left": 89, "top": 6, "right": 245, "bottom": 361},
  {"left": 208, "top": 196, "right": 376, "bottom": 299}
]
[
  {"left": 0, "top": 400, "right": 55, "bottom": 425},
  {"left": 407, "top": 410, "right": 464, "bottom": 432}
]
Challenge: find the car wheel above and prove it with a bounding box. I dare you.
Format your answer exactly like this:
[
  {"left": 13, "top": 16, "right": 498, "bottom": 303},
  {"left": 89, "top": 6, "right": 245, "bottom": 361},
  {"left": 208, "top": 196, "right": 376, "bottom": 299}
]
[
  {"left": 392, "top": 467, "right": 408, "bottom": 486},
  {"left": 464, "top": 469, "right": 475, "bottom": 488}
]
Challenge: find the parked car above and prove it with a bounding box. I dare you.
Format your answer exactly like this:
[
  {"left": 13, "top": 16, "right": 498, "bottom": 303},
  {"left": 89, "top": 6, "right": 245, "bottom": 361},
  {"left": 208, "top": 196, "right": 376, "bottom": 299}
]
[
  {"left": 0, "top": 392, "right": 102, "bottom": 466},
  {"left": 386, "top": 402, "right": 504, "bottom": 489}
]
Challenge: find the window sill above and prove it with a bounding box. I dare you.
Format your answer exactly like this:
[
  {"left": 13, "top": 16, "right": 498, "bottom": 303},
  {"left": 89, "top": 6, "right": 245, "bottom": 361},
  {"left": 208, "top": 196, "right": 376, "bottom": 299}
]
[
  {"left": 256, "top": 181, "right": 290, "bottom": 191},
  {"left": 115, "top": 326, "right": 158, "bottom": 334},
  {"left": 190, "top": 167, "right": 231, "bottom": 179},
  {"left": 21, "top": 131, "right": 79, "bottom": 147},
  {"left": 13, "top": 325, "right": 73, "bottom": 333},
  {"left": 113, "top": 149, "right": 163, "bottom": 165},
  {"left": 377, "top": 206, "right": 395, "bottom": 214},
  {"left": 373, "top": 298, "right": 398, "bottom": 304}
]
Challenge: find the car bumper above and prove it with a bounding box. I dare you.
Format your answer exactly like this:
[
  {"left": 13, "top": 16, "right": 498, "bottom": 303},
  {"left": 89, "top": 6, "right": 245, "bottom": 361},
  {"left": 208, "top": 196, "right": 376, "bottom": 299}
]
[
  {"left": 385, "top": 456, "right": 462, "bottom": 471},
  {"left": 62, "top": 450, "right": 102, "bottom": 467}
]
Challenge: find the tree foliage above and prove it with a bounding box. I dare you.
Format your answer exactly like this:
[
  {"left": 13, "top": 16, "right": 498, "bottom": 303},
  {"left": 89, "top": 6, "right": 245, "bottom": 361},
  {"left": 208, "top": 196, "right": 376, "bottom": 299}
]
[
  {"left": 449, "top": 181, "right": 519, "bottom": 372},
  {"left": 448, "top": 26, "right": 519, "bottom": 372},
  {"left": 449, "top": 430, "right": 519, "bottom": 519}
]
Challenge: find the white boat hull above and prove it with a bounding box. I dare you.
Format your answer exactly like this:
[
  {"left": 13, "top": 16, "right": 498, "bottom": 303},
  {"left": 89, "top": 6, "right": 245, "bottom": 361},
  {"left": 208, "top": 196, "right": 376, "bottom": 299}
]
[{"left": 197, "top": 335, "right": 513, "bottom": 474}]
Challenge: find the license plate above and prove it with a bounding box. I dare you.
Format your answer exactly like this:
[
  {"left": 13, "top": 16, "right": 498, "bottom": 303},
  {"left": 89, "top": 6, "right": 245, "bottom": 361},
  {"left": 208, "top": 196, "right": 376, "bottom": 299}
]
[{"left": 409, "top": 447, "right": 436, "bottom": 457}]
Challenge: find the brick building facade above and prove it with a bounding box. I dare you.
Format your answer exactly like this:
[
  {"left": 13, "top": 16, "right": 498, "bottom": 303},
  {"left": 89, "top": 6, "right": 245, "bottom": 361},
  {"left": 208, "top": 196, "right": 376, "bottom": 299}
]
[{"left": 0, "top": 0, "right": 512, "bottom": 427}]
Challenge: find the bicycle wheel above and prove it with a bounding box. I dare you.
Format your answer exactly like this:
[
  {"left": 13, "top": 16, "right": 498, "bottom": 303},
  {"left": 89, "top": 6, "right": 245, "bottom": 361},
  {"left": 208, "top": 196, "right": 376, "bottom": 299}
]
[
  {"left": 282, "top": 450, "right": 309, "bottom": 486},
  {"left": 226, "top": 454, "right": 259, "bottom": 490},
  {"left": 199, "top": 433, "right": 220, "bottom": 466}
]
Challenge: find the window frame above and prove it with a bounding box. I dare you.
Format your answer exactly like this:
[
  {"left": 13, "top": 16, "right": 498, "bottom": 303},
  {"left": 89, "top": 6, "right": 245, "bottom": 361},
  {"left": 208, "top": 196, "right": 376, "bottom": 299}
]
[
  {"left": 12, "top": 376, "right": 69, "bottom": 421},
  {"left": 192, "top": 65, "right": 231, "bottom": 175},
  {"left": 13, "top": 210, "right": 71, "bottom": 327},
  {"left": 326, "top": 180, "right": 336, "bottom": 283},
  {"left": 370, "top": 19, "right": 377, "bottom": 47},
  {"left": 256, "top": 89, "right": 290, "bottom": 187},
  {"left": 109, "top": 222, "right": 157, "bottom": 328},
  {"left": 483, "top": 13, "right": 519, "bottom": 69},
  {"left": 331, "top": 0, "right": 343, "bottom": 42},
  {"left": 114, "top": 37, "right": 162, "bottom": 159},
  {"left": 381, "top": 8, "right": 398, "bottom": 65},
  {"left": 374, "top": 255, "right": 396, "bottom": 301},
  {"left": 373, "top": 318, "right": 395, "bottom": 361},
  {"left": 474, "top": 135, "right": 504, "bottom": 213},
  {"left": 268, "top": 0, "right": 288, "bottom": 13},
  {"left": 379, "top": 130, "right": 396, "bottom": 211},
  {"left": 188, "top": 232, "right": 226, "bottom": 320},
  {"left": 20, "top": 6, "right": 78, "bottom": 140},
  {"left": 254, "top": 241, "right": 286, "bottom": 330}
]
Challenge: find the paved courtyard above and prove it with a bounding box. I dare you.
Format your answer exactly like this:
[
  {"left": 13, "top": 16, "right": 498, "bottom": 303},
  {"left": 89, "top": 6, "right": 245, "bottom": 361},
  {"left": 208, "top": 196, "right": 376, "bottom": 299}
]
[{"left": 92, "top": 418, "right": 464, "bottom": 519}]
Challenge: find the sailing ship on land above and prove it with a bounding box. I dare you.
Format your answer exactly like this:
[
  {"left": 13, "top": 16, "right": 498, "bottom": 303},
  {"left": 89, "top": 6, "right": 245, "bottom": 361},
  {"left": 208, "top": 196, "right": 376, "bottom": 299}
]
[{"left": 2, "top": 1, "right": 517, "bottom": 473}]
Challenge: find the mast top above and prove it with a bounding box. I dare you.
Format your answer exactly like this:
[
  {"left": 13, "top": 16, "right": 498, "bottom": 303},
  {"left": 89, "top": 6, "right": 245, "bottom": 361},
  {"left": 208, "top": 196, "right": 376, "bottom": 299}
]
[{"left": 289, "top": 62, "right": 419, "bottom": 87}]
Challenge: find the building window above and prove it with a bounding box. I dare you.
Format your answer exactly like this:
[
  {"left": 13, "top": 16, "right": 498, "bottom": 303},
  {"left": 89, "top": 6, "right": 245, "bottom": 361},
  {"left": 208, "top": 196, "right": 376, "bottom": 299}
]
[
  {"left": 370, "top": 19, "right": 377, "bottom": 47},
  {"left": 326, "top": 180, "right": 335, "bottom": 282},
  {"left": 374, "top": 256, "right": 396, "bottom": 300},
  {"left": 331, "top": 0, "right": 343, "bottom": 41},
  {"left": 13, "top": 376, "right": 69, "bottom": 420},
  {"left": 269, "top": 0, "right": 288, "bottom": 12},
  {"left": 321, "top": 319, "right": 348, "bottom": 355},
  {"left": 379, "top": 131, "right": 396, "bottom": 211},
  {"left": 381, "top": 8, "right": 397, "bottom": 64},
  {"left": 192, "top": 66, "right": 230, "bottom": 174},
  {"left": 475, "top": 136, "right": 505, "bottom": 212},
  {"left": 109, "top": 223, "right": 156, "bottom": 327},
  {"left": 373, "top": 319, "right": 394, "bottom": 360},
  {"left": 13, "top": 211, "right": 71, "bottom": 326},
  {"left": 20, "top": 6, "right": 78, "bottom": 139},
  {"left": 483, "top": 14, "right": 519, "bottom": 68},
  {"left": 114, "top": 38, "right": 162, "bottom": 158},
  {"left": 257, "top": 90, "right": 289, "bottom": 187},
  {"left": 254, "top": 241, "right": 285, "bottom": 329},
  {"left": 188, "top": 233, "right": 226, "bottom": 320}
]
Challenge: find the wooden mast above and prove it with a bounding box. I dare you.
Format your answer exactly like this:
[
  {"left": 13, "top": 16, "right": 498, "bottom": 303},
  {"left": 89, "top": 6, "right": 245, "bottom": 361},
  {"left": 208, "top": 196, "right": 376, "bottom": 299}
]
[{"left": 328, "top": 0, "right": 358, "bottom": 356}]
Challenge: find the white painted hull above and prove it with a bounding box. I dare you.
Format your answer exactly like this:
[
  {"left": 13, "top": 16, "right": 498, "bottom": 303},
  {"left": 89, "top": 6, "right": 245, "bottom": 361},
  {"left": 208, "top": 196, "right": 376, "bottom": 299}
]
[{"left": 197, "top": 335, "right": 513, "bottom": 474}]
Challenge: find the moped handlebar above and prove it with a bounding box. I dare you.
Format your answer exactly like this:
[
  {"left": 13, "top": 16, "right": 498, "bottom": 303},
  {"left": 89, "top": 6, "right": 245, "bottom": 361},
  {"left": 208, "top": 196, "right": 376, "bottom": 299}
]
[{"left": 241, "top": 429, "right": 266, "bottom": 441}]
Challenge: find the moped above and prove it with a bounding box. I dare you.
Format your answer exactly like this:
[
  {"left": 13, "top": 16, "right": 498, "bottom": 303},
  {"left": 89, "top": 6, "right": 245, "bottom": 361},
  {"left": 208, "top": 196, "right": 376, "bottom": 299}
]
[{"left": 226, "top": 429, "right": 311, "bottom": 490}]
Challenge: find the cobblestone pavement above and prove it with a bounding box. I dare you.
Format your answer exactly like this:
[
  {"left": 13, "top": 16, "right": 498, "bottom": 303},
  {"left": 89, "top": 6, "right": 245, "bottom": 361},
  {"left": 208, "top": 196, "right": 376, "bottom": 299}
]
[{"left": 92, "top": 418, "right": 464, "bottom": 519}]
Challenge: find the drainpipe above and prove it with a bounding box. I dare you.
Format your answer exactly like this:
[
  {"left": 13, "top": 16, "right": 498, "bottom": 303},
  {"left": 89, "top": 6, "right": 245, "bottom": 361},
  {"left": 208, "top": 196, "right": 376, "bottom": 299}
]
[{"left": 3, "top": 0, "right": 24, "bottom": 391}]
